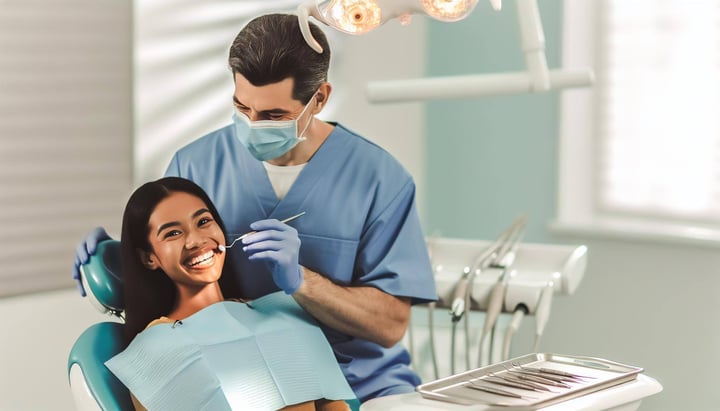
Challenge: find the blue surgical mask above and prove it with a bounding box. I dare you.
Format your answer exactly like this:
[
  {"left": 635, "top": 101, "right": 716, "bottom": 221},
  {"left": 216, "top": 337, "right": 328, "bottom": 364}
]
[{"left": 232, "top": 95, "right": 315, "bottom": 161}]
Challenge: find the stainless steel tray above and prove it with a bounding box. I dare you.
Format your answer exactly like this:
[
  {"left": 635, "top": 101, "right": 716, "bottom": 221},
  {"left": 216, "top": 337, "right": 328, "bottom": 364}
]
[{"left": 416, "top": 353, "right": 644, "bottom": 409}]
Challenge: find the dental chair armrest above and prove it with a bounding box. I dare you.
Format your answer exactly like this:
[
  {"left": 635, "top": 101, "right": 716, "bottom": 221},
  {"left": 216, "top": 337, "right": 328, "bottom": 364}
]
[{"left": 68, "top": 322, "right": 132, "bottom": 411}]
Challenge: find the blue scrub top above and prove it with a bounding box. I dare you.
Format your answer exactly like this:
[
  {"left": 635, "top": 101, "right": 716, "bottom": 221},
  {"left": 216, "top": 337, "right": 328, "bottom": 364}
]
[{"left": 165, "top": 122, "right": 437, "bottom": 402}]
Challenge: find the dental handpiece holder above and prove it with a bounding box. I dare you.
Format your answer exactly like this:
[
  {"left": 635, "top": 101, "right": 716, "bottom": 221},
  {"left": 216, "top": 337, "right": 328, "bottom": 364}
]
[{"left": 429, "top": 237, "right": 587, "bottom": 316}]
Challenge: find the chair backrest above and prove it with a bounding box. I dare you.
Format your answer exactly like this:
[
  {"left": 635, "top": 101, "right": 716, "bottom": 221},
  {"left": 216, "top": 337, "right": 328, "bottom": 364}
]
[{"left": 67, "top": 240, "right": 133, "bottom": 411}]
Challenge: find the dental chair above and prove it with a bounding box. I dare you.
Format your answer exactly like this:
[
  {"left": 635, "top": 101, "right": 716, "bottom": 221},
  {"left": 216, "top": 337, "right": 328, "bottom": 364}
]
[
  {"left": 67, "top": 240, "right": 362, "bottom": 411},
  {"left": 67, "top": 240, "right": 133, "bottom": 411}
]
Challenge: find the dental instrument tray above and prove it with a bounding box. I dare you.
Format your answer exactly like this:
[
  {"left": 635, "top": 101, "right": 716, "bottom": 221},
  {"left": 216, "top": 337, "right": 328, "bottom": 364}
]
[{"left": 416, "top": 353, "right": 643, "bottom": 409}]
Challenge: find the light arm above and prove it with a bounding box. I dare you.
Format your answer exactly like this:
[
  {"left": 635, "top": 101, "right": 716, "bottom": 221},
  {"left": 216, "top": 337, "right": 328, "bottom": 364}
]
[{"left": 366, "top": 0, "right": 594, "bottom": 102}]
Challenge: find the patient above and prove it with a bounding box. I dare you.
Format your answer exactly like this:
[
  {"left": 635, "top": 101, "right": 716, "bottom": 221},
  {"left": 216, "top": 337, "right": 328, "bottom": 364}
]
[{"left": 106, "top": 177, "right": 354, "bottom": 411}]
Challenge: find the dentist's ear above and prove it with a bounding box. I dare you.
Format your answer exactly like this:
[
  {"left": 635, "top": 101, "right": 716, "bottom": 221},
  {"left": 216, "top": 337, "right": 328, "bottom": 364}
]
[
  {"left": 138, "top": 249, "right": 159, "bottom": 270},
  {"left": 314, "top": 82, "right": 332, "bottom": 112}
]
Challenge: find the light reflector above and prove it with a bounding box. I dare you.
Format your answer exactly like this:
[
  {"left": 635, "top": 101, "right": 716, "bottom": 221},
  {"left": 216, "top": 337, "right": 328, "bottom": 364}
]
[
  {"left": 421, "top": 0, "right": 479, "bottom": 22},
  {"left": 321, "top": 0, "right": 382, "bottom": 33}
]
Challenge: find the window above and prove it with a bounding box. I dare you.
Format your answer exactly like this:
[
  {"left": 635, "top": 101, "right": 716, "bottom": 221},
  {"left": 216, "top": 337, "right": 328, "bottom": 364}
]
[{"left": 556, "top": 0, "right": 720, "bottom": 243}]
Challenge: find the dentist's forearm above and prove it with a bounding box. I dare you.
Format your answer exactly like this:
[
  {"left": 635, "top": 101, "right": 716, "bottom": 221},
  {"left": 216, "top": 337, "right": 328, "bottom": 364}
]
[{"left": 292, "top": 266, "right": 411, "bottom": 348}]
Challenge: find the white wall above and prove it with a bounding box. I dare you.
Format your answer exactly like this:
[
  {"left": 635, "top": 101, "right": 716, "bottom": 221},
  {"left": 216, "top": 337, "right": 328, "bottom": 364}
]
[
  {"left": 0, "top": 289, "right": 115, "bottom": 411},
  {"left": 536, "top": 234, "right": 720, "bottom": 411}
]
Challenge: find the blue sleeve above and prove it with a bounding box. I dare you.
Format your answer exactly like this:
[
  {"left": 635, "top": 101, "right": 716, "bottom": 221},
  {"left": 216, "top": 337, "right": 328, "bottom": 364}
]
[
  {"left": 356, "top": 180, "right": 437, "bottom": 305},
  {"left": 164, "top": 153, "right": 181, "bottom": 177}
]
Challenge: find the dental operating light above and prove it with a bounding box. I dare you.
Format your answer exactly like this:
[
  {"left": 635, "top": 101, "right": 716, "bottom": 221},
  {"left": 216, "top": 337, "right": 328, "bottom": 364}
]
[
  {"left": 297, "top": 0, "right": 593, "bottom": 102},
  {"left": 298, "top": 0, "right": 501, "bottom": 53}
]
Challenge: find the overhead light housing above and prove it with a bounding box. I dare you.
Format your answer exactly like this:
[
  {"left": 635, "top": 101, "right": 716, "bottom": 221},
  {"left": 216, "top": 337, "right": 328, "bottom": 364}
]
[
  {"left": 298, "top": 0, "right": 498, "bottom": 52},
  {"left": 421, "top": 0, "right": 479, "bottom": 22}
]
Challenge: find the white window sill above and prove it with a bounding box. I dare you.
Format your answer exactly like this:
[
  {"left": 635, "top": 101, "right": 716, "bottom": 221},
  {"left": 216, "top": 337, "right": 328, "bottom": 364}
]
[{"left": 548, "top": 218, "right": 720, "bottom": 249}]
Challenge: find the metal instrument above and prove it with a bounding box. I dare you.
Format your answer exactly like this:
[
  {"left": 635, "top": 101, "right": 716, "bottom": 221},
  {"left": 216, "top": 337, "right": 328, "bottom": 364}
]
[{"left": 219, "top": 211, "right": 306, "bottom": 252}]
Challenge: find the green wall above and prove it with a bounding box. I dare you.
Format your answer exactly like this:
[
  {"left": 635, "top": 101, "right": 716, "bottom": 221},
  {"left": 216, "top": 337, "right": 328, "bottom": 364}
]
[{"left": 424, "top": 0, "right": 563, "bottom": 243}]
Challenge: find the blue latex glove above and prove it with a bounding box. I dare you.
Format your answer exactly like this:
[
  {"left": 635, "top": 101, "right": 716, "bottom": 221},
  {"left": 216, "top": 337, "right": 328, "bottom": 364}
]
[
  {"left": 72, "top": 226, "right": 112, "bottom": 296},
  {"left": 242, "top": 219, "right": 303, "bottom": 294}
]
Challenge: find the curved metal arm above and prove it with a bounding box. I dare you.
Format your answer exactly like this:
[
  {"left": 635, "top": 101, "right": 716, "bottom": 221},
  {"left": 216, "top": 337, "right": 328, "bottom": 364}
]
[{"left": 297, "top": 0, "right": 326, "bottom": 54}]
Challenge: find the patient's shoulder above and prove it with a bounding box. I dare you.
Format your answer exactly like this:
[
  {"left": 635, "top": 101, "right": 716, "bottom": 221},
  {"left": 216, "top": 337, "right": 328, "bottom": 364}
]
[{"left": 145, "top": 317, "right": 174, "bottom": 329}]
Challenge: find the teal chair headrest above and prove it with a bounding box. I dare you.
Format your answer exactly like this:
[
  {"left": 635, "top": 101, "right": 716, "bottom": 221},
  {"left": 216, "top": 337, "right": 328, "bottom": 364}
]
[{"left": 81, "top": 240, "right": 123, "bottom": 316}]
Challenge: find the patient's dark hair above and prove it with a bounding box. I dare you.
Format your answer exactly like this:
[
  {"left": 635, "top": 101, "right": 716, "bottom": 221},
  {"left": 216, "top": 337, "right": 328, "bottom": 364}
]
[
  {"left": 120, "top": 177, "right": 230, "bottom": 344},
  {"left": 228, "top": 13, "right": 330, "bottom": 104}
]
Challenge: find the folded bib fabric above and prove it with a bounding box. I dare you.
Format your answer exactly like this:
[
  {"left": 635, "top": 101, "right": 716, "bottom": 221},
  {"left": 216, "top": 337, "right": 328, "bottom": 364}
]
[{"left": 105, "top": 292, "right": 355, "bottom": 410}]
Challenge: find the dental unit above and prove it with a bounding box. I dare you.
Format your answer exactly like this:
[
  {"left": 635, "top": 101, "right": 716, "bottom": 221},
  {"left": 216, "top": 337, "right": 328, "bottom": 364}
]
[{"left": 413, "top": 224, "right": 588, "bottom": 380}]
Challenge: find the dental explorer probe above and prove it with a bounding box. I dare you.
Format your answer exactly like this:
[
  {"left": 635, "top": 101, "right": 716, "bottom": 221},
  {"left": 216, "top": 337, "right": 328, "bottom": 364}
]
[{"left": 219, "top": 211, "right": 306, "bottom": 252}]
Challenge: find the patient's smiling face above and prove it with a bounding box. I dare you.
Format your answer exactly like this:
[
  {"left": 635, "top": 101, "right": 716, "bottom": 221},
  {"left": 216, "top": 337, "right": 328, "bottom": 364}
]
[{"left": 143, "top": 191, "right": 226, "bottom": 289}]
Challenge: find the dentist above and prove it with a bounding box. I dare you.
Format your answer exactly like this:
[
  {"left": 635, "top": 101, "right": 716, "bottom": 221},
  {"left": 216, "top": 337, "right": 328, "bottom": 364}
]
[{"left": 72, "top": 13, "right": 436, "bottom": 403}]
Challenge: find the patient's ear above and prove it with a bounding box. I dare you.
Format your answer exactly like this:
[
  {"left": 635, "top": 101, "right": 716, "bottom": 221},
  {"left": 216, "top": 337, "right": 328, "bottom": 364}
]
[{"left": 137, "top": 249, "right": 159, "bottom": 270}]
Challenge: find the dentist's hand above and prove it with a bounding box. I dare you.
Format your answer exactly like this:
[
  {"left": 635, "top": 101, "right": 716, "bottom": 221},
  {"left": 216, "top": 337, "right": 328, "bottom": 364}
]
[
  {"left": 72, "top": 226, "right": 112, "bottom": 296},
  {"left": 242, "top": 219, "right": 303, "bottom": 295}
]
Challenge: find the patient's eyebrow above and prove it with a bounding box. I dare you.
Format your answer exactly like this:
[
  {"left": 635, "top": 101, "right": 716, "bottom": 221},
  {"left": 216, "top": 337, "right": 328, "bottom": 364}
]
[
  {"left": 155, "top": 208, "right": 210, "bottom": 236},
  {"left": 156, "top": 221, "right": 180, "bottom": 236}
]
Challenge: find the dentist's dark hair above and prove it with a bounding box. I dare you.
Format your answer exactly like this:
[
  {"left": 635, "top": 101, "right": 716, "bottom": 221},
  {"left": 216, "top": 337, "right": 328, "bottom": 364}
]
[
  {"left": 228, "top": 13, "right": 330, "bottom": 104},
  {"left": 120, "top": 177, "right": 230, "bottom": 344}
]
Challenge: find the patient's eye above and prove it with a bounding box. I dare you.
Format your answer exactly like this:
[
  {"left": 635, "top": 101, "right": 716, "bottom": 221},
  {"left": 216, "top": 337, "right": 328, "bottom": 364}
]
[{"left": 163, "top": 229, "right": 182, "bottom": 239}]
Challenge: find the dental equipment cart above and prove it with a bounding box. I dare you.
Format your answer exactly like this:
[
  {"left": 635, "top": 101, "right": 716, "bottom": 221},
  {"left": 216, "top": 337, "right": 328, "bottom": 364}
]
[{"left": 382, "top": 226, "right": 663, "bottom": 410}]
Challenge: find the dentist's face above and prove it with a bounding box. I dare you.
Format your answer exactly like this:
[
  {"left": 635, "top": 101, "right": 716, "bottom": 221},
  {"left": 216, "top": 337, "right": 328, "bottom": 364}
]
[
  {"left": 144, "top": 191, "right": 226, "bottom": 289},
  {"left": 232, "top": 73, "right": 309, "bottom": 122}
]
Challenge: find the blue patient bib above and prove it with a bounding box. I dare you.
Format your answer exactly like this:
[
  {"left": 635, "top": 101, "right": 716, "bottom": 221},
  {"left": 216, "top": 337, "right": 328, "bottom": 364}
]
[{"left": 105, "top": 292, "right": 355, "bottom": 410}]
